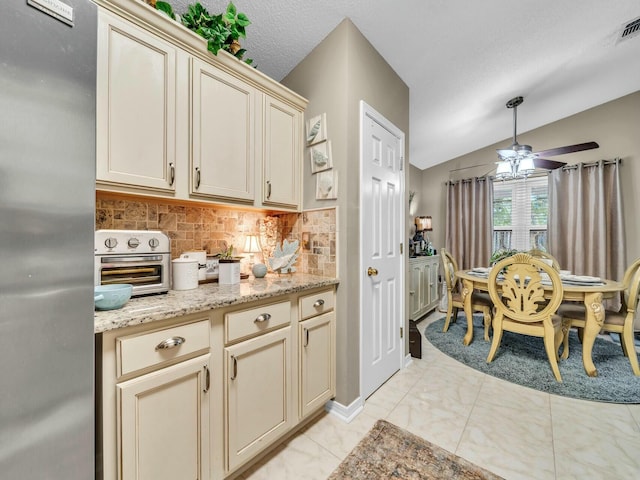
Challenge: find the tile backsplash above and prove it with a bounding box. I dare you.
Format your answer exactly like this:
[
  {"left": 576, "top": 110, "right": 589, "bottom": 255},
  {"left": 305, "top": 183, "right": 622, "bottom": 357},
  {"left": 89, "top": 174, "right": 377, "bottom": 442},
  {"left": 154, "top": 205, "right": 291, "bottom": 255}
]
[{"left": 95, "top": 192, "right": 336, "bottom": 277}]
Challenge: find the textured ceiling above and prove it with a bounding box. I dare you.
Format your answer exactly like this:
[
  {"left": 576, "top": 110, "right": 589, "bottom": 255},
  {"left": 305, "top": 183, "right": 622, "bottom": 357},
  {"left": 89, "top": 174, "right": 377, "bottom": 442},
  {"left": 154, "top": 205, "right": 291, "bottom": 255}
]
[{"left": 170, "top": 0, "right": 640, "bottom": 170}]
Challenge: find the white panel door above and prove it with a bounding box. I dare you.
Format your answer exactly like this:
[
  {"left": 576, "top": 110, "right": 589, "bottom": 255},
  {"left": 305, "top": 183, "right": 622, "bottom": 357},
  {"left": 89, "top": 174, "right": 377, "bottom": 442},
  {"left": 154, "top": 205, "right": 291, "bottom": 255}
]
[{"left": 360, "top": 102, "right": 404, "bottom": 400}]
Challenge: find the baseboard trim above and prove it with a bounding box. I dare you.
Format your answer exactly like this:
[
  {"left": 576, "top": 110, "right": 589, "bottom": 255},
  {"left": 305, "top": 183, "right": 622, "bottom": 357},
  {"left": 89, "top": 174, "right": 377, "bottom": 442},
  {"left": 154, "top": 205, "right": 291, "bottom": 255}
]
[
  {"left": 403, "top": 353, "right": 413, "bottom": 368},
  {"left": 325, "top": 397, "right": 364, "bottom": 423}
]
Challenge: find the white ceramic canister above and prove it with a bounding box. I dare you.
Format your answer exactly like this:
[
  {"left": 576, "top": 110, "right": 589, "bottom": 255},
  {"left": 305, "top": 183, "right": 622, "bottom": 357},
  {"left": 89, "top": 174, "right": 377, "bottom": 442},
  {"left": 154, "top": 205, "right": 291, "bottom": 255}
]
[
  {"left": 172, "top": 257, "right": 199, "bottom": 290},
  {"left": 180, "top": 251, "right": 207, "bottom": 281}
]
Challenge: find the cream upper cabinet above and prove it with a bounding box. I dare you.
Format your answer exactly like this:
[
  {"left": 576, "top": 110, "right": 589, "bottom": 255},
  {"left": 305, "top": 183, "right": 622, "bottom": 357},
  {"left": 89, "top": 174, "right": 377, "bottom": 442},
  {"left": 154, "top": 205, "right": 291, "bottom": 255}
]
[
  {"left": 261, "top": 95, "right": 302, "bottom": 209},
  {"left": 96, "top": 9, "right": 177, "bottom": 192},
  {"left": 95, "top": 2, "right": 307, "bottom": 210},
  {"left": 190, "top": 58, "right": 255, "bottom": 202}
]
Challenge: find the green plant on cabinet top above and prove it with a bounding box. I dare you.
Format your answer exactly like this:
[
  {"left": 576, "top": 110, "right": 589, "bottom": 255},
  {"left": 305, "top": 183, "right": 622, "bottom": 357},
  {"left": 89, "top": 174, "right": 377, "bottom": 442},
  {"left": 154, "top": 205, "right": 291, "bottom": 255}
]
[{"left": 154, "top": 1, "right": 253, "bottom": 65}]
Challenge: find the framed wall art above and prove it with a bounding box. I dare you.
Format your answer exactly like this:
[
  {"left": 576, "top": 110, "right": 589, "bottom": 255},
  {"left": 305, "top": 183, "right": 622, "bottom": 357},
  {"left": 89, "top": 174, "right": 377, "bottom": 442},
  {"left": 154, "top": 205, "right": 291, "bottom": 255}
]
[
  {"left": 310, "top": 140, "right": 332, "bottom": 173},
  {"left": 306, "top": 113, "right": 327, "bottom": 146},
  {"left": 315, "top": 170, "right": 338, "bottom": 200}
]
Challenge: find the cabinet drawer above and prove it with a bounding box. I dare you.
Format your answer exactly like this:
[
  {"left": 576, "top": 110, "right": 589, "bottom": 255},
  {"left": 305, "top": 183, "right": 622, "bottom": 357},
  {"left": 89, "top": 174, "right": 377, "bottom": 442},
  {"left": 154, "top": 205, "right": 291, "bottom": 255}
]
[
  {"left": 225, "top": 301, "right": 290, "bottom": 344},
  {"left": 299, "top": 289, "right": 335, "bottom": 320},
  {"left": 117, "top": 319, "right": 210, "bottom": 377}
]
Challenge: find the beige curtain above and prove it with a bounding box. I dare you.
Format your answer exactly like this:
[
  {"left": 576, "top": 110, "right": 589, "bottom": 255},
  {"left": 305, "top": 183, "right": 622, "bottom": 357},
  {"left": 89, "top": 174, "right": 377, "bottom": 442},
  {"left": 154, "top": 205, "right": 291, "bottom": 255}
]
[
  {"left": 445, "top": 177, "right": 493, "bottom": 270},
  {"left": 548, "top": 159, "right": 625, "bottom": 310}
]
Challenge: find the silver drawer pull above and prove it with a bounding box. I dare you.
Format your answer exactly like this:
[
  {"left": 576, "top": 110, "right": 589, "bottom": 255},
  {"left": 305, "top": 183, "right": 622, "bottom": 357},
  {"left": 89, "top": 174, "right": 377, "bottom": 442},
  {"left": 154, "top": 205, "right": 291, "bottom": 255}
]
[
  {"left": 313, "top": 299, "right": 325, "bottom": 307},
  {"left": 155, "top": 336, "right": 185, "bottom": 350},
  {"left": 230, "top": 356, "right": 238, "bottom": 380},
  {"left": 254, "top": 313, "right": 271, "bottom": 323}
]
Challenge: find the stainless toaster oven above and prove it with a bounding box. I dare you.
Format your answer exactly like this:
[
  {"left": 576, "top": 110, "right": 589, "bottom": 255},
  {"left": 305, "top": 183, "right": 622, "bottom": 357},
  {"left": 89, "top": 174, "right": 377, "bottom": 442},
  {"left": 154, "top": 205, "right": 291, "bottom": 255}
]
[{"left": 94, "top": 230, "right": 170, "bottom": 297}]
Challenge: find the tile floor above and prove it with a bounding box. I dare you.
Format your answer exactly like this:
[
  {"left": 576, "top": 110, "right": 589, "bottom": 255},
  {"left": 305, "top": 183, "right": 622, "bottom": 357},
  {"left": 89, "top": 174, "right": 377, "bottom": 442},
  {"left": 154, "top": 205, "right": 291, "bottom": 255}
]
[{"left": 239, "top": 311, "right": 640, "bottom": 480}]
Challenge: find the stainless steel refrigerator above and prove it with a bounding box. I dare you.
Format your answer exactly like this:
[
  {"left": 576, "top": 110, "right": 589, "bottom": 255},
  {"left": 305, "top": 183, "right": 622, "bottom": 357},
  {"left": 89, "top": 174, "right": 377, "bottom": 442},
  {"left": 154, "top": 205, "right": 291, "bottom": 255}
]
[{"left": 0, "top": 0, "right": 96, "bottom": 478}]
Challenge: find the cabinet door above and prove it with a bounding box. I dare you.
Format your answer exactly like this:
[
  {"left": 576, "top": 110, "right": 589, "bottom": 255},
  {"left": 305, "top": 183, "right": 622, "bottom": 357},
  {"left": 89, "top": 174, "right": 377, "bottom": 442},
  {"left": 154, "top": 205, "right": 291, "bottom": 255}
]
[
  {"left": 225, "top": 327, "right": 292, "bottom": 472},
  {"left": 262, "top": 95, "right": 301, "bottom": 209},
  {"left": 409, "top": 262, "right": 422, "bottom": 320},
  {"left": 97, "top": 10, "right": 176, "bottom": 192},
  {"left": 300, "top": 311, "right": 335, "bottom": 418},
  {"left": 422, "top": 262, "right": 432, "bottom": 311},
  {"left": 191, "top": 58, "right": 255, "bottom": 201},
  {"left": 118, "top": 354, "right": 211, "bottom": 480},
  {"left": 428, "top": 259, "right": 440, "bottom": 310}
]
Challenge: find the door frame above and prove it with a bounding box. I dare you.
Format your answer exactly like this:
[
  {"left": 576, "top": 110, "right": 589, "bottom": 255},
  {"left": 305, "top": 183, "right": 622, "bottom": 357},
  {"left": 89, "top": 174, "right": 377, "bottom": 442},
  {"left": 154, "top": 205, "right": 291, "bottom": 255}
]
[{"left": 358, "top": 100, "right": 406, "bottom": 399}]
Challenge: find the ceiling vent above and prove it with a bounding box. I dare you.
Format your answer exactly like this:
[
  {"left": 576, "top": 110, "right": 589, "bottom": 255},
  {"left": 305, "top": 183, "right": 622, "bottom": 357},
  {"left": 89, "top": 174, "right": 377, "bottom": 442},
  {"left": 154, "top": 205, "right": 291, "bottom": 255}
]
[{"left": 618, "top": 16, "right": 640, "bottom": 43}]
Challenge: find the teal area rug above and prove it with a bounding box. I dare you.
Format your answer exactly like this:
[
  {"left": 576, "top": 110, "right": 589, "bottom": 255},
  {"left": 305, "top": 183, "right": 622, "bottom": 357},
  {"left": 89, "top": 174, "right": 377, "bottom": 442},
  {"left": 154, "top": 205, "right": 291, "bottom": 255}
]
[{"left": 424, "top": 315, "right": 640, "bottom": 403}]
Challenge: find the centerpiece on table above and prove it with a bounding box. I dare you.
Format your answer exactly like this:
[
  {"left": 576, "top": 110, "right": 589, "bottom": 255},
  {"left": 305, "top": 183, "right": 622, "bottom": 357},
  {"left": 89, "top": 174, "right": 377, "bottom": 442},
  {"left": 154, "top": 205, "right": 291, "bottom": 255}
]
[{"left": 489, "top": 248, "right": 519, "bottom": 267}]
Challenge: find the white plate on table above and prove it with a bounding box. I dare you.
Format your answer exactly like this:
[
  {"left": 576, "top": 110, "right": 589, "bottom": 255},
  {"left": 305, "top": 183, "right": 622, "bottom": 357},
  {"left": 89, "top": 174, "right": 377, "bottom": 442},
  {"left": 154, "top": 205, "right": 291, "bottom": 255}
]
[
  {"left": 472, "top": 267, "right": 491, "bottom": 274},
  {"left": 563, "top": 274, "right": 602, "bottom": 283}
]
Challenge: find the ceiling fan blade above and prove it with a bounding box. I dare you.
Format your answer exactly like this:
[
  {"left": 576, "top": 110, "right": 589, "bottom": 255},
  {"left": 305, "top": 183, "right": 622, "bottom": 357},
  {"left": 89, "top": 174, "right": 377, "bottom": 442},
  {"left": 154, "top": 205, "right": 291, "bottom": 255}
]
[
  {"left": 534, "top": 141, "right": 599, "bottom": 158},
  {"left": 534, "top": 158, "right": 566, "bottom": 170}
]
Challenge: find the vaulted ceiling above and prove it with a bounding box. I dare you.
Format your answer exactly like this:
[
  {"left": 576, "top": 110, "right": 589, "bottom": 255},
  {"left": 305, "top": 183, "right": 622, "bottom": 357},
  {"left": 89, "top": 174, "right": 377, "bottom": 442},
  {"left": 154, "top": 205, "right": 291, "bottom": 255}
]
[{"left": 172, "top": 1, "right": 640, "bottom": 170}]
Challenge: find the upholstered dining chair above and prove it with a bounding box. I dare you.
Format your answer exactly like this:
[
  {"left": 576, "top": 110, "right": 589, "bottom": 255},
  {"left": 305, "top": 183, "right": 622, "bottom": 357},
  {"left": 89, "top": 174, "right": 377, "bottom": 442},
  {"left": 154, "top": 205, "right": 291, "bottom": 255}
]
[
  {"left": 487, "top": 253, "right": 568, "bottom": 382},
  {"left": 527, "top": 249, "right": 561, "bottom": 271},
  {"left": 559, "top": 257, "right": 640, "bottom": 375},
  {"left": 441, "top": 248, "right": 493, "bottom": 341}
]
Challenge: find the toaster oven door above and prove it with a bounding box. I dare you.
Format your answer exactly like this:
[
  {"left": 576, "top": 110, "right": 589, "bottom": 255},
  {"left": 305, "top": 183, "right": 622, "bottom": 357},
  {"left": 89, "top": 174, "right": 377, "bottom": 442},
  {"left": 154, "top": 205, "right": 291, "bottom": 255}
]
[{"left": 97, "top": 255, "right": 168, "bottom": 295}]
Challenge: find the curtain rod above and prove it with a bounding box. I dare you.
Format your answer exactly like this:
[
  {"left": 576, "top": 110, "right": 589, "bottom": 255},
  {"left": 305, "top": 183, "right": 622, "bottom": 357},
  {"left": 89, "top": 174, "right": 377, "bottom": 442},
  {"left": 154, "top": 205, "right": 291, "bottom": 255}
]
[
  {"left": 559, "top": 158, "right": 622, "bottom": 171},
  {"left": 445, "top": 176, "right": 491, "bottom": 186}
]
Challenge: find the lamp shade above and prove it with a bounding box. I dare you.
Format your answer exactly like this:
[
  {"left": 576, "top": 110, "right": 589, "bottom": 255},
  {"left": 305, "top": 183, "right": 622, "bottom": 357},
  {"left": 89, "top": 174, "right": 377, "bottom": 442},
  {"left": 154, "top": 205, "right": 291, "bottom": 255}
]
[
  {"left": 243, "top": 235, "right": 261, "bottom": 253},
  {"left": 415, "top": 216, "right": 432, "bottom": 231},
  {"left": 519, "top": 156, "right": 535, "bottom": 176},
  {"left": 496, "top": 160, "right": 513, "bottom": 179}
]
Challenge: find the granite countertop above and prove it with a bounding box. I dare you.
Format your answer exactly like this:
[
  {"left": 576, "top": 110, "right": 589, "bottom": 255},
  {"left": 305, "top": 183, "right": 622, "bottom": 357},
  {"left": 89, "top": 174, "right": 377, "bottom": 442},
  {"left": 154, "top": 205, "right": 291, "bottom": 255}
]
[{"left": 95, "top": 273, "right": 339, "bottom": 334}]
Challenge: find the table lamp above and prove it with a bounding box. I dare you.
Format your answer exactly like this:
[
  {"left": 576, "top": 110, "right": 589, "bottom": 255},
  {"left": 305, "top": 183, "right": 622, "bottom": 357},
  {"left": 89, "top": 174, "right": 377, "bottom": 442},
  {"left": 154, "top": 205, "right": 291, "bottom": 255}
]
[{"left": 243, "top": 235, "right": 261, "bottom": 269}]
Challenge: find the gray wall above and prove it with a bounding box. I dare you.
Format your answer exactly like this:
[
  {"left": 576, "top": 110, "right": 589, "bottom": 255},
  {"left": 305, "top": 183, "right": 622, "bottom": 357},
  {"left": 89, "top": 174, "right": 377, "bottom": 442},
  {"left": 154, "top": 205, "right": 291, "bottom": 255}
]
[
  {"left": 417, "top": 90, "right": 640, "bottom": 269},
  {"left": 283, "top": 19, "right": 410, "bottom": 406}
]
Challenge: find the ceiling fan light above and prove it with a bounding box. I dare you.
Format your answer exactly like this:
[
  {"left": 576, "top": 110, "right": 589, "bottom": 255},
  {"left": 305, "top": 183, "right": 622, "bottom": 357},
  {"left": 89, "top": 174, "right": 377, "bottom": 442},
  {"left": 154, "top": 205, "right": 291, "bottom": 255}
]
[
  {"left": 497, "top": 148, "right": 517, "bottom": 159},
  {"left": 496, "top": 160, "right": 513, "bottom": 179},
  {"left": 519, "top": 156, "right": 535, "bottom": 175}
]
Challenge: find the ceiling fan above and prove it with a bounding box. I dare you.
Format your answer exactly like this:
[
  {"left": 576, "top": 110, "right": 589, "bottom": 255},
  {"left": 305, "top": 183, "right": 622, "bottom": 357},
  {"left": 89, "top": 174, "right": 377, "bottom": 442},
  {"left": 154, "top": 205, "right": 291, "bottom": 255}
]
[{"left": 496, "top": 96, "right": 599, "bottom": 174}]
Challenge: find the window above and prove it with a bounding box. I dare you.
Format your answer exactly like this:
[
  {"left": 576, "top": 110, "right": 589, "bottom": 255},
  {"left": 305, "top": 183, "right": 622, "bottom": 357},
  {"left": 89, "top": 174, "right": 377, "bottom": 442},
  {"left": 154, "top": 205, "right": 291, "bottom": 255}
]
[{"left": 493, "top": 177, "right": 548, "bottom": 252}]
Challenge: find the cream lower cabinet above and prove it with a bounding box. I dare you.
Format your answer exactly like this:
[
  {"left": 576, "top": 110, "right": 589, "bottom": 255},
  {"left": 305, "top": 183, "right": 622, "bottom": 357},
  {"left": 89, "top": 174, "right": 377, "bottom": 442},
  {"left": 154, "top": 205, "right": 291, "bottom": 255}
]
[
  {"left": 99, "top": 287, "right": 338, "bottom": 480},
  {"left": 98, "top": 316, "right": 211, "bottom": 480},
  {"left": 409, "top": 255, "right": 440, "bottom": 320},
  {"left": 223, "top": 301, "right": 293, "bottom": 474},
  {"left": 298, "top": 289, "right": 336, "bottom": 419},
  {"left": 118, "top": 354, "right": 211, "bottom": 480},
  {"left": 96, "top": 9, "right": 178, "bottom": 193}
]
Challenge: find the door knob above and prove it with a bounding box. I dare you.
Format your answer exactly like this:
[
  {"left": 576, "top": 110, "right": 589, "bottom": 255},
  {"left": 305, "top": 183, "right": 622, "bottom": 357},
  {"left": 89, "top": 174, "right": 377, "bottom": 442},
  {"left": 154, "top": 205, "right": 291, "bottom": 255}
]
[{"left": 367, "top": 267, "right": 378, "bottom": 276}]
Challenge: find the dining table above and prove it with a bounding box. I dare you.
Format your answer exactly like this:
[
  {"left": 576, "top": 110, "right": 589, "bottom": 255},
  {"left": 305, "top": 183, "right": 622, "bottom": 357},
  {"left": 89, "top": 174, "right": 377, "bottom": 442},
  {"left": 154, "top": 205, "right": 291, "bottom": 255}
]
[{"left": 455, "top": 268, "right": 624, "bottom": 377}]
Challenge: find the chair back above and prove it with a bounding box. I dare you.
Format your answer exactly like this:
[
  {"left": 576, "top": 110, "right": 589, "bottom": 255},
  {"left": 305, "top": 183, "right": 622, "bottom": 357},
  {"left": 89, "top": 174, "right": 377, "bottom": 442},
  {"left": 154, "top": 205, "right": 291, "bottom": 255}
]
[
  {"left": 616, "top": 257, "right": 640, "bottom": 315},
  {"left": 623, "top": 259, "right": 640, "bottom": 315},
  {"left": 441, "top": 248, "right": 459, "bottom": 294},
  {"left": 527, "top": 249, "right": 561, "bottom": 271},
  {"left": 488, "top": 252, "right": 563, "bottom": 324}
]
